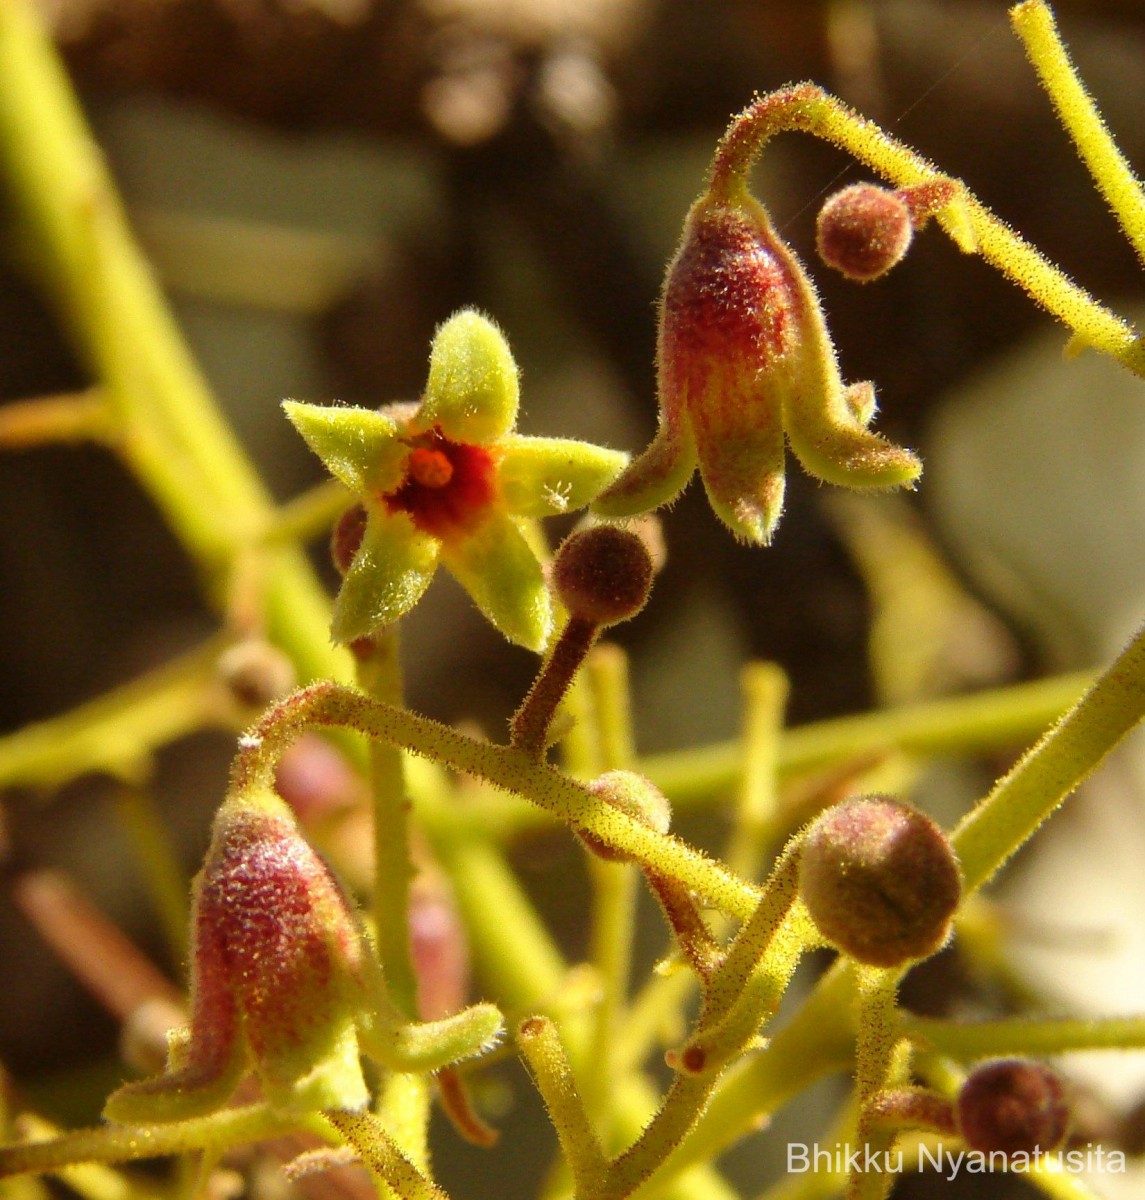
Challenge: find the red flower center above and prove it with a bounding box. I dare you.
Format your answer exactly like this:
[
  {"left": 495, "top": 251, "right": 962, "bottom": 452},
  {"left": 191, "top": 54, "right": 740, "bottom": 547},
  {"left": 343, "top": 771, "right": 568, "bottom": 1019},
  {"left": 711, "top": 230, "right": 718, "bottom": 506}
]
[{"left": 384, "top": 430, "right": 498, "bottom": 539}]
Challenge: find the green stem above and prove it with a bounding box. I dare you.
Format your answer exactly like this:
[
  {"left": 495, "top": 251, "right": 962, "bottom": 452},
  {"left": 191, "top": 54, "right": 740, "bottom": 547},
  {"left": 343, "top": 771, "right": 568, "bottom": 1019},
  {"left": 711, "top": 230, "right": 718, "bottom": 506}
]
[
  {"left": 707, "top": 84, "right": 1145, "bottom": 375},
  {"left": 0, "top": 1106, "right": 314, "bottom": 1179},
  {"left": 725, "top": 663, "right": 788, "bottom": 880},
  {"left": 232, "top": 683, "right": 761, "bottom": 923},
  {"left": 596, "top": 1071, "right": 717, "bottom": 1200},
  {"left": 582, "top": 647, "right": 640, "bottom": 1134},
  {"left": 643, "top": 670, "right": 1093, "bottom": 807},
  {"left": 848, "top": 970, "right": 907, "bottom": 1200},
  {"left": 413, "top": 670, "right": 1095, "bottom": 847},
  {"left": 1011, "top": 0, "right": 1145, "bottom": 269},
  {"left": 901, "top": 1013, "right": 1145, "bottom": 1059},
  {"left": 517, "top": 1017, "right": 608, "bottom": 1192},
  {"left": 954, "top": 618, "right": 1145, "bottom": 892},
  {"left": 324, "top": 1111, "right": 446, "bottom": 1200},
  {"left": 0, "top": 637, "right": 229, "bottom": 790},
  {"left": 358, "top": 628, "right": 418, "bottom": 1018},
  {"left": 661, "top": 964, "right": 855, "bottom": 1185},
  {"left": 0, "top": 0, "right": 350, "bottom": 686}
]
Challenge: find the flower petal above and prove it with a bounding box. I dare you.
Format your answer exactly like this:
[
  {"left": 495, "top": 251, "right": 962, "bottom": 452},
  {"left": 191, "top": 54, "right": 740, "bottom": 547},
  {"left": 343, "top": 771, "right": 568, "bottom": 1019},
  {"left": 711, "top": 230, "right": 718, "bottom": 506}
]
[
  {"left": 691, "top": 360, "right": 786, "bottom": 544},
  {"left": 415, "top": 310, "right": 520, "bottom": 444},
  {"left": 783, "top": 378, "right": 922, "bottom": 490},
  {"left": 283, "top": 401, "right": 407, "bottom": 494},
  {"left": 498, "top": 435, "right": 629, "bottom": 517},
  {"left": 331, "top": 512, "right": 440, "bottom": 643},
  {"left": 591, "top": 424, "right": 697, "bottom": 520},
  {"left": 440, "top": 513, "right": 551, "bottom": 651}
]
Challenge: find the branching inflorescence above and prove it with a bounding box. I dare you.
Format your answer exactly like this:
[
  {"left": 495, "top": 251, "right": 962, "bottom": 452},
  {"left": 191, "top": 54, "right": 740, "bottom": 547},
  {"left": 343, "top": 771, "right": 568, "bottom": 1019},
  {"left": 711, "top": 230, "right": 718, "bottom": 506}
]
[{"left": 3, "top": 3, "right": 1145, "bottom": 1200}]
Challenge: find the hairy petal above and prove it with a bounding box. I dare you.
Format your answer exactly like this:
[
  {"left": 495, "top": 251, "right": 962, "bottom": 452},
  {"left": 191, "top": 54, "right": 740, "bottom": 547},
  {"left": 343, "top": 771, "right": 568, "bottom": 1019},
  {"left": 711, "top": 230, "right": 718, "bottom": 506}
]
[
  {"left": 441, "top": 513, "right": 551, "bottom": 652},
  {"left": 331, "top": 512, "right": 440, "bottom": 644},
  {"left": 282, "top": 401, "right": 406, "bottom": 494},
  {"left": 499, "top": 435, "right": 629, "bottom": 517}
]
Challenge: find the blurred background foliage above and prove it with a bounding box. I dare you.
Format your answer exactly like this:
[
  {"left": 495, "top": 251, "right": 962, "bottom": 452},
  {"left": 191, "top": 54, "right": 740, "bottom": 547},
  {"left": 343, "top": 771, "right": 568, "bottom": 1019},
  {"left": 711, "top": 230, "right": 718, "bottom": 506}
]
[{"left": 2, "top": 0, "right": 1145, "bottom": 1194}]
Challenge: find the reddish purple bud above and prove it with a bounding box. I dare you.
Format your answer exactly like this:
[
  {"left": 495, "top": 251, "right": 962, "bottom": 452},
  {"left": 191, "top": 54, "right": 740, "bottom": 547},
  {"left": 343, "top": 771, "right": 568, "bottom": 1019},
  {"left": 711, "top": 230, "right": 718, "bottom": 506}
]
[
  {"left": 274, "top": 733, "right": 364, "bottom": 825},
  {"left": 552, "top": 525, "right": 654, "bottom": 627},
  {"left": 105, "top": 789, "right": 370, "bottom": 1122},
  {"left": 798, "top": 795, "right": 961, "bottom": 967},
  {"left": 957, "top": 1060, "right": 1070, "bottom": 1155},
  {"left": 594, "top": 189, "right": 921, "bottom": 543},
  {"left": 410, "top": 872, "right": 470, "bottom": 1022},
  {"left": 816, "top": 184, "right": 913, "bottom": 283}
]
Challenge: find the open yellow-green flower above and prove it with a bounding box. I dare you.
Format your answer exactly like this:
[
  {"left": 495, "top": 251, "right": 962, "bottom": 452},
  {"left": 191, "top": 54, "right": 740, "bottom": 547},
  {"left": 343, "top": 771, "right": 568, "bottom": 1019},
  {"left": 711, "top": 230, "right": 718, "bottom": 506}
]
[{"left": 285, "top": 310, "right": 628, "bottom": 651}]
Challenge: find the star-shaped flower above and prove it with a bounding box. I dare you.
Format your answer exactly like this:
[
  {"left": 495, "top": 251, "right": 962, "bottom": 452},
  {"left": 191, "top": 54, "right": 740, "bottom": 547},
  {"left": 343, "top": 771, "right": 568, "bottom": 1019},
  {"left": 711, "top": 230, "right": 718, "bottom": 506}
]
[{"left": 285, "top": 310, "right": 628, "bottom": 651}]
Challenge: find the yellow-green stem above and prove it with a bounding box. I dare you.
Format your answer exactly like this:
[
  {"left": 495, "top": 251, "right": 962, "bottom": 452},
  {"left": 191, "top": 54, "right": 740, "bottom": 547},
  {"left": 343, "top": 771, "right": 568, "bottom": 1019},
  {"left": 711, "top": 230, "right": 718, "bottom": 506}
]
[
  {"left": 231, "top": 683, "right": 761, "bottom": 923},
  {"left": 0, "top": 0, "right": 350, "bottom": 686},
  {"left": 725, "top": 663, "right": 789, "bottom": 880},
  {"left": 954, "top": 617, "right": 1145, "bottom": 892},
  {"left": 901, "top": 1013, "right": 1145, "bottom": 1059},
  {"left": 848, "top": 970, "right": 906, "bottom": 1200},
  {"left": 1011, "top": 0, "right": 1145, "bottom": 269},
  {"left": 708, "top": 84, "right": 1145, "bottom": 375},
  {"left": 324, "top": 1111, "right": 446, "bottom": 1200},
  {"left": 358, "top": 628, "right": 418, "bottom": 1018},
  {"left": 517, "top": 1017, "right": 608, "bottom": 1192},
  {"left": 581, "top": 646, "right": 640, "bottom": 1135},
  {"left": 0, "top": 1105, "right": 316, "bottom": 1179},
  {"left": 643, "top": 670, "right": 1093, "bottom": 808}
]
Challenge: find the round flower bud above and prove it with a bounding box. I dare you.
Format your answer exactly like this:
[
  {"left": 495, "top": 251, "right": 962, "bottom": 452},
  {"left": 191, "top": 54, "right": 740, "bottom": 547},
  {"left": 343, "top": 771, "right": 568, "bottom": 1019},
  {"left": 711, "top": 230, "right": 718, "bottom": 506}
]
[
  {"left": 956, "top": 1060, "right": 1069, "bottom": 1155},
  {"left": 552, "top": 525, "right": 654, "bottom": 627},
  {"left": 816, "top": 184, "right": 913, "bottom": 283},
  {"left": 577, "top": 770, "right": 671, "bottom": 863},
  {"left": 217, "top": 640, "right": 296, "bottom": 710},
  {"left": 798, "top": 795, "right": 961, "bottom": 967}
]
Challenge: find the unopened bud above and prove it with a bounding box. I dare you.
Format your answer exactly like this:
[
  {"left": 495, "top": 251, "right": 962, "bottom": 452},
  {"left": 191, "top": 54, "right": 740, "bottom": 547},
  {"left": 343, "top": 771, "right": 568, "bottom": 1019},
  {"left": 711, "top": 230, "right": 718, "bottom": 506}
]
[
  {"left": 217, "top": 640, "right": 296, "bottom": 711},
  {"left": 105, "top": 788, "right": 371, "bottom": 1122},
  {"left": 798, "top": 795, "right": 961, "bottom": 967},
  {"left": 816, "top": 184, "right": 913, "bottom": 283},
  {"left": 552, "top": 525, "right": 654, "bottom": 627},
  {"left": 956, "top": 1060, "right": 1069, "bottom": 1155},
  {"left": 576, "top": 770, "right": 672, "bottom": 863},
  {"left": 274, "top": 733, "right": 364, "bottom": 825}
]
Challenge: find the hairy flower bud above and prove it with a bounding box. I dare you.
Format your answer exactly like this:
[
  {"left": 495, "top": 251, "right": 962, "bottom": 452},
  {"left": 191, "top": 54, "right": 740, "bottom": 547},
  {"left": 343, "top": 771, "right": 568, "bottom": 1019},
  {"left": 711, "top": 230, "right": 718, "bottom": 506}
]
[
  {"left": 816, "top": 184, "right": 913, "bottom": 282},
  {"left": 816, "top": 179, "right": 960, "bottom": 283},
  {"left": 577, "top": 770, "right": 672, "bottom": 863},
  {"left": 956, "top": 1060, "right": 1070, "bottom": 1155},
  {"left": 105, "top": 788, "right": 371, "bottom": 1122},
  {"left": 216, "top": 640, "right": 296, "bottom": 711},
  {"left": 552, "top": 525, "right": 654, "bottom": 627},
  {"left": 594, "top": 187, "right": 921, "bottom": 544},
  {"left": 798, "top": 795, "right": 961, "bottom": 967}
]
